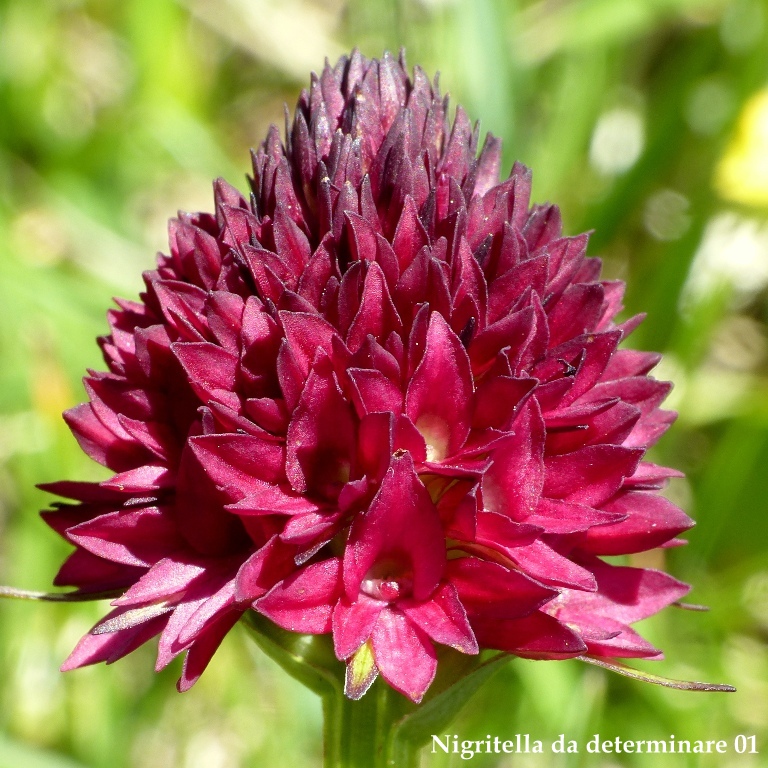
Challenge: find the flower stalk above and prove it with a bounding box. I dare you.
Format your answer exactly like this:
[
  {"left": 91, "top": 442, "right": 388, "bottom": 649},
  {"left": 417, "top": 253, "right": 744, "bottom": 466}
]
[
  {"left": 326, "top": 680, "right": 417, "bottom": 768},
  {"left": 242, "top": 612, "right": 515, "bottom": 767},
  {"left": 242, "top": 612, "right": 417, "bottom": 767}
]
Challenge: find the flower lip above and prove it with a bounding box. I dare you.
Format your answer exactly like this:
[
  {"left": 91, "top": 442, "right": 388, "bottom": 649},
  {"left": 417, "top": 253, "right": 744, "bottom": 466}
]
[{"left": 360, "top": 557, "right": 414, "bottom": 602}]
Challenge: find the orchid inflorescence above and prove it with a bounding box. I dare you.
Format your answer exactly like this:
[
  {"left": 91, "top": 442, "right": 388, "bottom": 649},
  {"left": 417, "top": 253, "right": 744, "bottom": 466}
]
[{"left": 9, "top": 51, "right": 733, "bottom": 706}]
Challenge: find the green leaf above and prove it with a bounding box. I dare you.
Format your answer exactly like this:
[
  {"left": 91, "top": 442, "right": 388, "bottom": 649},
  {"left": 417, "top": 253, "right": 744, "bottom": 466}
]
[
  {"left": 391, "top": 653, "right": 509, "bottom": 752},
  {"left": 241, "top": 612, "right": 343, "bottom": 698},
  {"left": 579, "top": 656, "right": 736, "bottom": 691},
  {"left": 0, "top": 586, "right": 123, "bottom": 602}
]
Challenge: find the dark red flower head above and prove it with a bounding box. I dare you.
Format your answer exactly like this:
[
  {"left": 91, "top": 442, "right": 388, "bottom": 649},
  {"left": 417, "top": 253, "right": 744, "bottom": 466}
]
[{"left": 43, "top": 51, "right": 693, "bottom": 702}]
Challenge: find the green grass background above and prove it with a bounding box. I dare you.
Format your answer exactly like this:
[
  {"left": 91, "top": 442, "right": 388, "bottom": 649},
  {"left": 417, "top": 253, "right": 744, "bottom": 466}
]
[{"left": 1, "top": 0, "right": 767, "bottom": 765}]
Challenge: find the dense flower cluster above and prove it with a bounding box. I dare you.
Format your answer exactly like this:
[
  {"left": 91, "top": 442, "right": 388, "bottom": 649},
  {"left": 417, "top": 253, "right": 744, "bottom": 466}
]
[{"left": 43, "top": 51, "right": 693, "bottom": 703}]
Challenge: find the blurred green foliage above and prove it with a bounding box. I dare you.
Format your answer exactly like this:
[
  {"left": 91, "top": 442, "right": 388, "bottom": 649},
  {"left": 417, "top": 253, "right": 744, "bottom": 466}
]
[{"left": 1, "top": 0, "right": 767, "bottom": 766}]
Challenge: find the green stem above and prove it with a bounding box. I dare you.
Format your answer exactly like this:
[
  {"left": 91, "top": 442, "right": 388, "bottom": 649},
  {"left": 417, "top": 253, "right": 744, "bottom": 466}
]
[
  {"left": 241, "top": 614, "right": 419, "bottom": 767},
  {"left": 241, "top": 616, "right": 510, "bottom": 767},
  {"left": 323, "top": 679, "right": 418, "bottom": 768}
]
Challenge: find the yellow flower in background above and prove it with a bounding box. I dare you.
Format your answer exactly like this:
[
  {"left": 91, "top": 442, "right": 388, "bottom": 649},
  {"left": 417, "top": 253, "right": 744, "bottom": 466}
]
[{"left": 717, "top": 87, "right": 768, "bottom": 208}]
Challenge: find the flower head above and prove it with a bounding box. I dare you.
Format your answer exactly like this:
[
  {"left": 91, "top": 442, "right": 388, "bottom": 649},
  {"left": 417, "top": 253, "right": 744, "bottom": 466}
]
[{"left": 44, "top": 51, "right": 694, "bottom": 702}]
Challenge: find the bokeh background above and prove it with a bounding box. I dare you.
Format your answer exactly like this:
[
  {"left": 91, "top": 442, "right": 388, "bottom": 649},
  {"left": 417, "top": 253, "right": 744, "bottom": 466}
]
[{"left": 1, "top": 0, "right": 767, "bottom": 766}]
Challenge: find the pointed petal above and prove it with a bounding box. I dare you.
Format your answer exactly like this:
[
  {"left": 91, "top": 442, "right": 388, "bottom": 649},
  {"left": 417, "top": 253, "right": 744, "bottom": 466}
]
[
  {"left": 506, "top": 540, "right": 597, "bottom": 592},
  {"left": 235, "top": 536, "right": 297, "bottom": 602},
  {"left": 400, "top": 582, "right": 478, "bottom": 654},
  {"left": 61, "top": 615, "right": 166, "bottom": 670},
  {"left": 114, "top": 558, "right": 207, "bottom": 607},
  {"left": 371, "top": 609, "right": 436, "bottom": 702},
  {"left": 285, "top": 360, "right": 356, "bottom": 497},
  {"left": 68, "top": 506, "right": 185, "bottom": 568},
  {"left": 333, "top": 595, "right": 387, "bottom": 660},
  {"left": 446, "top": 557, "right": 555, "bottom": 619},
  {"left": 406, "top": 312, "right": 473, "bottom": 460},
  {"left": 582, "top": 491, "right": 694, "bottom": 555},
  {"left": 482, "top": 398, "right": 545, "bottom": 520},
  {"left": 558, "top": 559, "right": 690, "bottom": 625},
  {"left": 188, "top": 433, "right": 286, "bottom": 489},
  {"left": 471, "top": 612, "right": 586, "bottom": 660},
  {"left": 177, "top": 611, "right": 241, "bottom": 691},
  {"left": 256, "top": 558, "right": 342, "bottom": 634},
  {"left": 544, "top": 445, "right": 643, "bottom": 507}
]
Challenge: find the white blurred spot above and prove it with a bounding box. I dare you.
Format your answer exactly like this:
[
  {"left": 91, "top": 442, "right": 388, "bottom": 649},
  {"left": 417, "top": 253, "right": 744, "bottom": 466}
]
[
  {"left": 709, "top": 315, "right": 767, "bottom": 371},
  {"left": 589, "top": 108, "right": 645, "bottom": 176},
  {"left": 184, "top": 732, "right": 239, "bottom": 768},
  {"left": 682, "top": 212, "right": 768, "bottom": 305},
  {"left": 643, "top": 189, "right": 691, "bottom": 241},
  {"left": 182, "top": 0, "right": 345, "bottom": 81}
]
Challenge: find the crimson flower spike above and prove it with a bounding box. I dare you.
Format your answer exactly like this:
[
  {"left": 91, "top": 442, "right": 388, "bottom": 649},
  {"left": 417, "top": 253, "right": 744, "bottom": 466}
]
[{"left": 2, "top": 48, "right": 732, "bottom": 768}]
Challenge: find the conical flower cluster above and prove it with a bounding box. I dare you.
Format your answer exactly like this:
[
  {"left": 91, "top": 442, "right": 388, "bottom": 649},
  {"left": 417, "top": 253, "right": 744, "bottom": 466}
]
[{"left": 44, "top": 51, "right": 693, "bottom": 703}]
